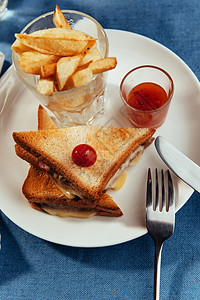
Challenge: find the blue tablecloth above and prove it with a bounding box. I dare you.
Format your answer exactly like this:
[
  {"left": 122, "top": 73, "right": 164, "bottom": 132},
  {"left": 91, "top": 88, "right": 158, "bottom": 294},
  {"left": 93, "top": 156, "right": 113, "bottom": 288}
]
[{"left": 0, "top": 0, "right": 199, "bottom": 299}]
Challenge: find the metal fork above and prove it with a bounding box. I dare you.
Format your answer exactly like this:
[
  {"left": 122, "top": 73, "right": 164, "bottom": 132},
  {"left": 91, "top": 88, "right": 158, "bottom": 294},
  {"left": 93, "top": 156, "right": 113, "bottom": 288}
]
[{"left": 146, "top": 168, "right": 175, "bottom": 300}]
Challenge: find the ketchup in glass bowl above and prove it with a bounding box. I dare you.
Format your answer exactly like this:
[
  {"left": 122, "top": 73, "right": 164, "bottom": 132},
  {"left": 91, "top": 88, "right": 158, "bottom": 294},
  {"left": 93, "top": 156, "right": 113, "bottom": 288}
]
[{"left": 120, "top": 65, "right": 174, "bottom": 128}]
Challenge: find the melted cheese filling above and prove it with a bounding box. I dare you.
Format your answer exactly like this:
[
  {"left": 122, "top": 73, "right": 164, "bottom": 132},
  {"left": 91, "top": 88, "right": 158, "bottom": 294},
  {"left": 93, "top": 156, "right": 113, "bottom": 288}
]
[
  {"left": 105, "top": 146, "right": 144, "bottom": 190},
  {"left": 50, "top": 175, "right": 76, "bottom": 199},
  {"left": 42, "top": 206, "right": 95, "bottom": 218},
  {"left": 111, "top": 171, "right": 128, "bottom": 190}
]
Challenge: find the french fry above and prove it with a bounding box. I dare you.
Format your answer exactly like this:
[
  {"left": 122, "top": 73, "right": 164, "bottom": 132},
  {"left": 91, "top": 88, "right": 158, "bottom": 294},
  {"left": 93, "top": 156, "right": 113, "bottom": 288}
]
[
  {"left": 29, "top": 28, "right": 96, "bottom": 41},
  {"left": 18, "top": 51, "right": 60, "bottom": 75},
  {"left": 56, "top": 56, "right": 82, "bottom": 90},
  {"left": 79, "top": 43, "right": 101, "bottom": 67},
  {"left": 37, "top": 78, "right": 54, "bottom": 96},
  {"left": 88, "top": 57, "right": 117, "bottom": 74},
  {"left": 41, "top": 63, "right": 57, "bottom": 78},
  {"left": 11, "top": 39, "right": 32, "bottom": 56},
  {"left": 53, "top": 5, "right": 72, "bottom": 30},
  {"left": 66, "top": 68, "right": 93, "bottom": 89},
  {"left": 15, "top": 34, "right": 95, "bottom": 56}
]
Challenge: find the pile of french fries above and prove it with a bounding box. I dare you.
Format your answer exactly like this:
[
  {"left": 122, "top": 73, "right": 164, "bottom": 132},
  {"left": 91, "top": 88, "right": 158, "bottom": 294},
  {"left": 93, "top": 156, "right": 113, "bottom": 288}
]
[{"left": 11, "top": 5, "right": 117, "bottom": 96}]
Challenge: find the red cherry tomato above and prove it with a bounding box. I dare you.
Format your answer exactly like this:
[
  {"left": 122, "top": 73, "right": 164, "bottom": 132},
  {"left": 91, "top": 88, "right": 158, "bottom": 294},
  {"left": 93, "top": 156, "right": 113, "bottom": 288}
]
[{"left": 72, "top": 144, "right": 97, "bottom": 167}]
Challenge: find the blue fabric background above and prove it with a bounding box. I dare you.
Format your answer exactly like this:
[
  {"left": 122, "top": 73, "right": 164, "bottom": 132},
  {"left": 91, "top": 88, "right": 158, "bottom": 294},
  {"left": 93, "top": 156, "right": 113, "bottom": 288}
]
[{"left": 0, "top": 0, "right": 199, "bottom": 299}]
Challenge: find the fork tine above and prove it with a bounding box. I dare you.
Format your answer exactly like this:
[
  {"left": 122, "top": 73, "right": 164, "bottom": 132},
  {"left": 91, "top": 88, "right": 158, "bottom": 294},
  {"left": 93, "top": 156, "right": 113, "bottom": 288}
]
[
  {"left": 146, "top": 168, "right": 152, "bottom": 208},
  {"left": 155, "top": 168, "right": 159, "bottom": 211},
  {"left": 167, "top": 170, "right": 174, "bottom": 211},
  {"left": 161, "top": 169, "right": 166, "bottom": 211}
]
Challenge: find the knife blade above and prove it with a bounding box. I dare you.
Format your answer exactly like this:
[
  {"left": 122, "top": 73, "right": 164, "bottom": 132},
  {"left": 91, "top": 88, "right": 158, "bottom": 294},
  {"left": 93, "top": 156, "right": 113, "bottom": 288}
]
[{"left": 155, "top": 136, "right": 200, "bottom": 193}]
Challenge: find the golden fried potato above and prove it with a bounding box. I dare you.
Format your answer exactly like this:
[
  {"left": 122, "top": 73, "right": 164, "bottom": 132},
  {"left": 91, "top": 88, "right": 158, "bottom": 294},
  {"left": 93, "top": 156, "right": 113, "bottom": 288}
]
[
  {"left": 53, "top": 5, "right": 72, "bottom": 30},
  {"left": 66, "top": 68, "right": 93, "bottom": 89},
  {"left": 29, "top": 28, "right": 96, "bottom": 41},
  {"left": 56, "top": 56, "right": 82, "bottom": 90},
  {"left": 18, "top": 51, "right": 60, "bottom": 75},
  {"left": 88, "top": 57, "right": 117, "bottom": 74},
  {"left": 37, "top": 78, "right": 54, "bottom": 96},
  {"left": 79, "top": 43, "right": 101, "bottom": 67},
  {"left": 11, "top": 39, "right": 32, "bottom": 56},
  {"left": 15, "top": 34, "right": 96, "bottom": 56},
  {"left": 41, "top": 63, "right": 57, "bottom": 78}
]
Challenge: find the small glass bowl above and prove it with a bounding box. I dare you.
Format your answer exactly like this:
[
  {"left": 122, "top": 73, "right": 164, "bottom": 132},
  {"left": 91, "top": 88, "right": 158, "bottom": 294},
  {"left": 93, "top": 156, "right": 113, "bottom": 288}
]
[
  {"left": 120, "top": 65, "right": 174, "bottom": 128},
  {"left": 12, "top": 10, "right": 109, "bottom": 127}
]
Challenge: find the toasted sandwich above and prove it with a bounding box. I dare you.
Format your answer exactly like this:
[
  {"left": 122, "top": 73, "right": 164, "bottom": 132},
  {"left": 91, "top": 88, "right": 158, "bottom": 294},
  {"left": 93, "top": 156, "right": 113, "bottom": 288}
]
[
  {"left": 16, "top": 105, "right": 123, "bottom": 217},
  {"left": 13, "top": 117, "right": 155, "bottom": 206},
  {"left": 22, "top": 166, "right": 123, "bottom": 217}
]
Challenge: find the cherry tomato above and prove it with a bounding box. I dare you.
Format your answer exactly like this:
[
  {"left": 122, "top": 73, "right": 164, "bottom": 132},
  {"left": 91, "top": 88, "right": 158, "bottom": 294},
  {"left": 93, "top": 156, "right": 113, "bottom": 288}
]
[{"left": 72, "top": 144, "right": 97, "bottom": 167}]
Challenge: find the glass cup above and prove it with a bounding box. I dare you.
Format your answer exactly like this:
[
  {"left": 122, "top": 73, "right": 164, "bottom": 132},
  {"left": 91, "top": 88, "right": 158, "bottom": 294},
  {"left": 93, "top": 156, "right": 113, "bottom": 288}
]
[
  {"left": 0, "top": 0, "right": 8, "bottom": 17},
  {"left": 12, "top": 10, "right": 109, "bottom": 127},
  {"left": 120, "top": 65, "right": 174, "bottom": 128}
]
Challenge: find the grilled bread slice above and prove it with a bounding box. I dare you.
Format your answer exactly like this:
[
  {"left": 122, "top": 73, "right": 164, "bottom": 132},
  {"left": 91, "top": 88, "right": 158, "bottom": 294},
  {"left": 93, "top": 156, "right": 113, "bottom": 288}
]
[
  {"left": 13, "top": 125, "right": 155, "bottom": 202},
  {"left": 23, "top": 166, "right": 123, "bottom": 217}
]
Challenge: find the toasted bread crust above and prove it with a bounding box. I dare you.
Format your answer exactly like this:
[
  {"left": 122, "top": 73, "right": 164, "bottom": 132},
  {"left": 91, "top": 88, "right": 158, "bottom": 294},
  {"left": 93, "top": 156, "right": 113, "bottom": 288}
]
[
  {"left": 28, "top": 201, "right": 42, "bottom": 211},
  {"left": 29, "top": 201, "right": 123, "bottom": 217},
  {"left": 15, "top": 105, "right": 57, "bottom": 165},
  {"left": 13, "top": 126, "right": 155, "bottom": 201},
  {"left": 23, "top": 166, "right": 123, "bottom": 216},
  {"left": 15, "top": 144, "right": 38, "bottom": 166},
  {"left": 37, "top": 105, "right": 57, "bottom": 131}
]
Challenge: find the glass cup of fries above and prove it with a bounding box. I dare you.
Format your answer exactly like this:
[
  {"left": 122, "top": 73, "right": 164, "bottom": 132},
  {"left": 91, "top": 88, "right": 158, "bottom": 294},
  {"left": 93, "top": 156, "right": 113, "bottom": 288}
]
[{"left": 12, "top": 9, "right": 110, "bottom": 127}]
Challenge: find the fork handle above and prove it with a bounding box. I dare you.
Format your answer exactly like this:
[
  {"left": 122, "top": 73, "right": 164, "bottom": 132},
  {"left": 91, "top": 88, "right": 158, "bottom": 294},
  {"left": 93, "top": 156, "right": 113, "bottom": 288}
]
[{"left": 154, "top": 241, "right": 163, "bottom": 300}]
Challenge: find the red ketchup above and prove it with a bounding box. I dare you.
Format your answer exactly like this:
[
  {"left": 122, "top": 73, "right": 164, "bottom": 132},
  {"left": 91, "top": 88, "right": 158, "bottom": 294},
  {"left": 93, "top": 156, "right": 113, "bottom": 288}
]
[
  {"left": 126, "top": 82, "right": 170, "bottom": 128},
  {"left": 72, "top": 144, "right": 97, "bottom": 167},
  {"left": 127, "top": 82, "right": 168, "bottom": 111}
]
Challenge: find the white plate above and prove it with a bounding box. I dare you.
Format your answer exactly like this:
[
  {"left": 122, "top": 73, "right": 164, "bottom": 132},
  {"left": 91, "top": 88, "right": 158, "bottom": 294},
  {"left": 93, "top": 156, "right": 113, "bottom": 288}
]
[{"left": 0, "top": 29, "right": 199, "bottom": 248}]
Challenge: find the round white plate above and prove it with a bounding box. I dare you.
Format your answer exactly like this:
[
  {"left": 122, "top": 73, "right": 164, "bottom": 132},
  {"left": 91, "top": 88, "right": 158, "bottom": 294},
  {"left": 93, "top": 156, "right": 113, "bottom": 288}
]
[{"left": 0, "top": 29, "right": 199, "bottom": 247}]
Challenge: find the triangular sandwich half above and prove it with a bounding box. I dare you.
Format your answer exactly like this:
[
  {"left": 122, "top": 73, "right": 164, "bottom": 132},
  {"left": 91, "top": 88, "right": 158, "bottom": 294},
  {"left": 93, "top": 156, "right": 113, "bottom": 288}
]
[
  {"left": 13, "top": 120, "right": 155, "bottom": 205},
  {"left": 23, "top": 166, "right": 123, "bottom": 217},
  {"left": 16, "top": 105, "right": 123, "bottom": 217}
]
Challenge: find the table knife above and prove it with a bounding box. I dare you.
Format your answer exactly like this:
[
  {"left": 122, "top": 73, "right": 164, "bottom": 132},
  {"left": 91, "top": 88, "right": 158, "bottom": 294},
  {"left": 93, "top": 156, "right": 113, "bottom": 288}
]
[{"left": 155, "top": 136, "right": 200, "bottom": 193}]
